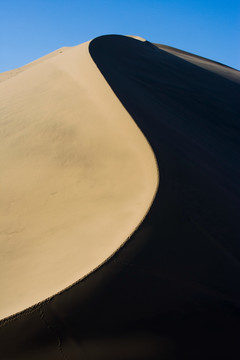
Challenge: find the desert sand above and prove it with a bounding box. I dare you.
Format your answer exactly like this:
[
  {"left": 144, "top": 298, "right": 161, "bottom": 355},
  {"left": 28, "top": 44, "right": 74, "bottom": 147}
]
[{"left": 0, "top": 35, "right": 240, "bottom": 359}]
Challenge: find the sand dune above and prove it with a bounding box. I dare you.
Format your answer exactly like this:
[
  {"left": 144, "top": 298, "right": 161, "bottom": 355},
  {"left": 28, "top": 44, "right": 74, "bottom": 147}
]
[{"left": 0, "top": 35, "right": 240, "bottom": 359}]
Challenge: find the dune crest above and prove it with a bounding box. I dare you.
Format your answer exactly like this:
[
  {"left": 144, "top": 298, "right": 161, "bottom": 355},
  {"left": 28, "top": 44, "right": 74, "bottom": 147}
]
[
  {"left": 126, "top": 35, "right": 146, "bottom": 42},
  {"left": 155, "top": 43, "right": 240, "bottom": 83},
  {"left": 0, "top": 39, "right": 158, "bottom": 320}
]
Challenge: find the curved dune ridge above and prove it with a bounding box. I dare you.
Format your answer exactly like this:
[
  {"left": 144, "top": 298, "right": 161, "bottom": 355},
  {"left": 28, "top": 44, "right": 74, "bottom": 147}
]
[
  {"left": 0, "top": 37, "right": 159, "bottom": 320},
  {"left": 0, "top": 35, "right": 240, "bottom": 359}
]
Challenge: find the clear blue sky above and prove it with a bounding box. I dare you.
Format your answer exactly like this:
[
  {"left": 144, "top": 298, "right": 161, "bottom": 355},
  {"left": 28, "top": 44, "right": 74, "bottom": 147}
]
[{"left": 0, "top": 0, "right": 239, "bottom": 72}]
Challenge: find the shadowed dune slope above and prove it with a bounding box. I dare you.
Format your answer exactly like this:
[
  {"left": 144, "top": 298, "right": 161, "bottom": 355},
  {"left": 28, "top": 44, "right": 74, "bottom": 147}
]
[{"left": 1, "top": 35, "right": 240, "bottom": 359}]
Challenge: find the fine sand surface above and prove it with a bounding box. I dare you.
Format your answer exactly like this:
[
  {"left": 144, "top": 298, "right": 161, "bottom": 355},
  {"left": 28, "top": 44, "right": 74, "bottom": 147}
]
[
  {"left": 0, "top": 39, "right": 158, "bottom": 320},
  {"left": 0, "top": 35, "right": 240, "bottom": 360}
]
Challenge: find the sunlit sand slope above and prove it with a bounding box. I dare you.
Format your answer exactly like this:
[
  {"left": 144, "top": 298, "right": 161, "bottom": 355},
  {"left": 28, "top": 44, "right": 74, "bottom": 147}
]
[
  {"left": 0, "top": 39, "right": 158, "bottom": 320},
  {"left": 0, "top": 35, "right": 240, "bottom": 360},
  {"left": 0, "top": 47, "right": 70, "bottom": 83}
]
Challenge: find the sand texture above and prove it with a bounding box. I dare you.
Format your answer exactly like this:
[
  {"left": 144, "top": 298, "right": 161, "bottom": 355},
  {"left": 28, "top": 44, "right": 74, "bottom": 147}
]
[
  {"left": 0, "top": 39, "right": 158, "bottom": 320},
  {"left": 0, "top": 35, "right": 240, "bottom": 359}
]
